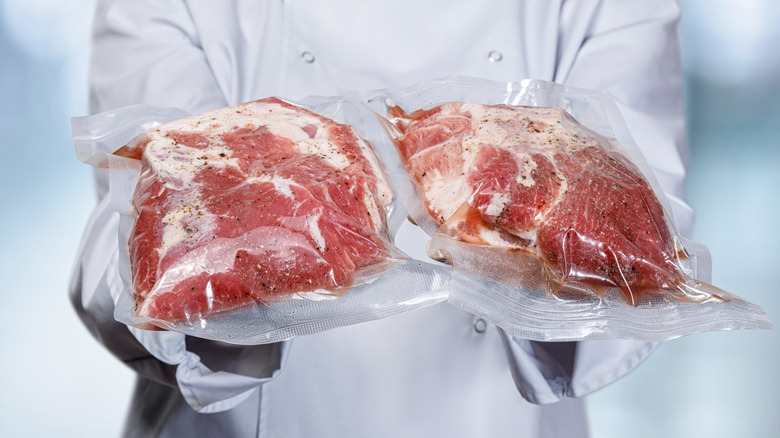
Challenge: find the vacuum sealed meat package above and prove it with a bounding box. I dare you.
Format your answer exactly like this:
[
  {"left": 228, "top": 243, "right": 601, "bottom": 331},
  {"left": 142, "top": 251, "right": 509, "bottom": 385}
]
[
  {"left": 389, "top": 102, "right": 679, "bottom": 304},
  {"left": 355, "top": 76, "right": 772, "bottom": 341},
  {"left": 73, "top": 97, "right": 448, "bottom": 344}
]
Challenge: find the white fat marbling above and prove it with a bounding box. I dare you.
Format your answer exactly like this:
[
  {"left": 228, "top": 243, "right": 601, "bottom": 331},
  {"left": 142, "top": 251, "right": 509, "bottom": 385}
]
[
  {"left": 245, "top": 174, "right": 297, "bottom": 198},
  {"left": 306, "top": 208, "right": 327, "bottom": 251},
  {"left": 484, "top": 192, "right": 511, "bottom": 217}
]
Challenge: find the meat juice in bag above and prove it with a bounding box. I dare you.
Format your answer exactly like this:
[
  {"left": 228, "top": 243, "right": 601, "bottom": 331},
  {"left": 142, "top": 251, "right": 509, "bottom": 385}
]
[{"left": 362, "top": 77, "right": 772, "bottom": 341}]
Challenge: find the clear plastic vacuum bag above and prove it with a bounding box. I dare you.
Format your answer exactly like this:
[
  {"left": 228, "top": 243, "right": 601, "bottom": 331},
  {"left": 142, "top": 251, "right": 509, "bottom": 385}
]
[
  {"left": 356, "top": 76, "right": 773, "bottom": 341},
  {"left": 72, "top": 96, "right": 449, "bottom": 344}
]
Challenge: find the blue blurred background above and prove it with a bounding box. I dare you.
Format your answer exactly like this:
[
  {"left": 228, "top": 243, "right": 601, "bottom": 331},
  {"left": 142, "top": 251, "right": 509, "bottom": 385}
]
[{"left": 0, "top": 1, "right": 777, "bottom": 436}]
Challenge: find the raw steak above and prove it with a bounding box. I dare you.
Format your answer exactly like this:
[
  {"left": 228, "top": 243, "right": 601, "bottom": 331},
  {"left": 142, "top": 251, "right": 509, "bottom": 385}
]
[
  {"left": 123, "top": 97, "right": 398, "bottom": 323},
  {"left": 389, "top": 102, "right": 683, "bottom": 304}
]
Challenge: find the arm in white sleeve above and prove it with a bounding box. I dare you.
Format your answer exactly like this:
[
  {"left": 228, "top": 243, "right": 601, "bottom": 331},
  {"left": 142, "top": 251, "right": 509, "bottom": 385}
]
[
  {"left": 89, "top": 0, "right": 227, "bottom": 114},
  {"left": 70, "top": 195, "right": 178, "bottom": 387},
  {"left": 504, "top": 0, "right": 688, "bottom": 404},
  {"left": 71, "top": 0, "right": 287, "bottom": 413},
  {"left": 557, "top": 0, "right": 692, "bottom": 233}
]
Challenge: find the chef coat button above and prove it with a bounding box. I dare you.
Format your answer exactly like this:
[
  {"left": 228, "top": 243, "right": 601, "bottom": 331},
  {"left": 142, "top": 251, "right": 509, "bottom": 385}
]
[
  {"left": 473, "top": 318, "right": 487, "bottom": 333},
  {"left": 300, "top": 51, "right": 315, "bottom": 63},
  {"left": 487, "top": 50, "right": 503, "bottom": 63}
]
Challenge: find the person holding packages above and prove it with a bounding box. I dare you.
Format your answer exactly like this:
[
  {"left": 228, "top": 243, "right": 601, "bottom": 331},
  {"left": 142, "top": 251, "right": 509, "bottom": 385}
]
[{"left": 71, "top": 1, "right": 692, "bottom": 436}]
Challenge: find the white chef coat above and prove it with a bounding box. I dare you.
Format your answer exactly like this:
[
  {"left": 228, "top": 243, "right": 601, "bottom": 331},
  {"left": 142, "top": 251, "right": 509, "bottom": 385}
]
[{"left": 71, "top": 1, "right": 693, "bottom": 437}]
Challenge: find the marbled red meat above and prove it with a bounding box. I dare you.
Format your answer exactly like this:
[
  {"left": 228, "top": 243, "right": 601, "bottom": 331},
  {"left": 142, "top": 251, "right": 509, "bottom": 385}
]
[
  {"left": 126, "top": 97, "right": 397, "bottom": 323},
  {"left": 390, "top": 102, "right": 682, "bottom": 304}
]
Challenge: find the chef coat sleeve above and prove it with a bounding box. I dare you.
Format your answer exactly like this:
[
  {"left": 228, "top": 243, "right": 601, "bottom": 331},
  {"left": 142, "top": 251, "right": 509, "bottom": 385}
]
[
  {"left": 69, "top": 0, "right": 287, "bottom": 413},
  {"left": 502, "top": 0, "right": 691, "bottom": 404}
]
